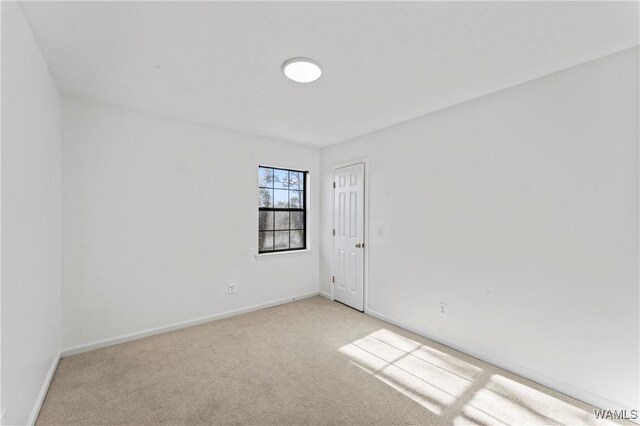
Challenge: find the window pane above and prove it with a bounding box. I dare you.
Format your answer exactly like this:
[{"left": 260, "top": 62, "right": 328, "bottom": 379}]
[
  {"left": 290, "top": 211, "right": 304, "bottom": 230},
  {"left": 258, "top": 167, "right": 307, "bottom": 253},
  {"left": 275, "top": 211, "right": 289, "bottom": 230},
  {"left": 290, "top": 230, "right": 304, "bottom": 249},
  {"left": 274, "top": 231, "right": 289, "bottom": 250},
  {"left": 259, "top": 188, "right": 273, "bottom": 207},
  {"left": 274, "top": 169, "right": 290, "bottom": 189},
  {"left": 259, "top": 231, "right": 274, "bottom": 252},
  {"left": 289, "top": 171, "right": 304, "bottom": 190},
  {"left": 259, "top": 167, "right": 273, "bottom": 188},
  {"left": 259, "top": 211, "right": 273, "bottom": 231},
  {"left": 273, "top": 189, "right": 288, "bottom": 207},
  {"left": 289, "top": 190, "right": 303, "bottom": 208}
]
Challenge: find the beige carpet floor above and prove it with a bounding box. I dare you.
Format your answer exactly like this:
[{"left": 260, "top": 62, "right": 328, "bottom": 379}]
[{"left": 38, "top": 296, "right": 626, "bottom": 425}]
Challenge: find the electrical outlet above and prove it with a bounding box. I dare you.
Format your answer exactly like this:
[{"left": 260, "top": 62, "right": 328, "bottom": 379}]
[
  {"left": 439, "top": 302, "right": 447, "bottom": 315},
  {"left": 228, "top": 283, "right": 236, "bottom": 294}
]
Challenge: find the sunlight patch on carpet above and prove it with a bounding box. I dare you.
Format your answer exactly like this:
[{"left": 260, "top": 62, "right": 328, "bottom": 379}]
[{"left": 340, "top": 329, "right": 618, "bottom": 426}]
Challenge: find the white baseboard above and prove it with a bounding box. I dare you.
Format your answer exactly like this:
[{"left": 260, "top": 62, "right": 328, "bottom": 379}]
[
  {"left": 366, "top": 309, "right": 636, "bottom": 417},
  {"left": 318, "top": 290, "right": 332, "bottom": 300},
  {"left": 27, "top": 351, "right": 60, "bottom": 426},
  {"left": 61, "top": 291, "right": 319, "bottom": 358}
]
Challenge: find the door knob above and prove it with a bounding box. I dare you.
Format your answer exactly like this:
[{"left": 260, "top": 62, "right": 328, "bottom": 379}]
[{"left": 355, "top": 243, "right": 363, "bottom": 248}]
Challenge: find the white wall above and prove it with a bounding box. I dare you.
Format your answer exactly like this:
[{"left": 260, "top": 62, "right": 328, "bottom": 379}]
[
  {"left": 62, "top": 98, "right": 320, "bottom": 350},
  {"left": 1, "top": 2, "right": 62, "bottom": 425},
  {"left": 1, "top": 3, "right": 635, "bottom": 420},
  {"left": 320, "top": 47, "right": 639, "bottom": 410}
]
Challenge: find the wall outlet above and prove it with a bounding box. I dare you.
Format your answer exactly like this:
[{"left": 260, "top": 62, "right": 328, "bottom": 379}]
[
  {"left": 228, "top": 283, "right": 236, "bottom": 294},
  {"left": 439, "top": 302, "right": 447, "bottom": 315}
]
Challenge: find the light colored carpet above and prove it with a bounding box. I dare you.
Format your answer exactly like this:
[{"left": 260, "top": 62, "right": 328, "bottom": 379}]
[{"left": 37, "top": 296, "right": 625, "bottom": 425}]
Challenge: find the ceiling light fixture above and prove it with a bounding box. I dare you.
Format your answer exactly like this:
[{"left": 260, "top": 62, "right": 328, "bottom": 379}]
[{"left": 282, "top": 58, "right": 322, "bottom": 83}]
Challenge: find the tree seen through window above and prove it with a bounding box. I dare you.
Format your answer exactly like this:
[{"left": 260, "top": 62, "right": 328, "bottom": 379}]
[{"left": 258, "top": 166, "right": 307, "bottom": 253}]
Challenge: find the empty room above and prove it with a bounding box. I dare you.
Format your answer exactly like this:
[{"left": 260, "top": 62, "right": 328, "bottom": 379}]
[{"left": 1, "top": 1, "right": 638, "bottom": 425}]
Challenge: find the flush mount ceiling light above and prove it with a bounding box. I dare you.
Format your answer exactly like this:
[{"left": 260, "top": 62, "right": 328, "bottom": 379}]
[{"left": 282, "top": 58, "right": 322, "bottom": 83}]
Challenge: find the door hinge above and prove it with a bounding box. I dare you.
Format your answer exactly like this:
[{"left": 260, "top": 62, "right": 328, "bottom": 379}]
[
  {"left": 333, "top": 182, "right": 336, "bottom": 189},
  {"left": 332, "top": 229, "right": 335, "bottom": 236},
  {"left": 332, "top": 276, "right": 335, "bottom": 283}
]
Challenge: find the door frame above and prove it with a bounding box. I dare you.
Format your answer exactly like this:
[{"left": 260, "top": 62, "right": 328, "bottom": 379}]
[{"left": 330, "top": 159, "right": 370, "bottom": 313}]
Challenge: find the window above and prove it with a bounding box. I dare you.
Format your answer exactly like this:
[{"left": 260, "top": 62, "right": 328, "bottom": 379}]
[{"left": 258, "top": 166, "right": 307, "bottom": 253}]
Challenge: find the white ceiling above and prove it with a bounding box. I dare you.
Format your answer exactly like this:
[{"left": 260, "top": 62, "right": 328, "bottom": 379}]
[{"left": 20, "top": 1, "right": 639, "bottom": 147}]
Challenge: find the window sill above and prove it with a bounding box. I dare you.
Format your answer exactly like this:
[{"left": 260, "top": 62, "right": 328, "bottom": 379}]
[{"left": 255, "top": 249, "right": 312, "bottom": 261}]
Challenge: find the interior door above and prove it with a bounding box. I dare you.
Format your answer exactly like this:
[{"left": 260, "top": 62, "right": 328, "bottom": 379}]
[{"left": 333, "top": 163, "right": 365, "bottom": 311}]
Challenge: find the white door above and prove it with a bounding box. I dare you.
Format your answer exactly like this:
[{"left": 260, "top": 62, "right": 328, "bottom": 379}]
[{"left": 333, "top": 163, "right": 365, "bottom": 311}]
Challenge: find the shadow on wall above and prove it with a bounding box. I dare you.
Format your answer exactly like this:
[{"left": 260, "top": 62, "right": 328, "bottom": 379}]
[{"left": 339, "top": 329, "right": 618, "bottom": 426}]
